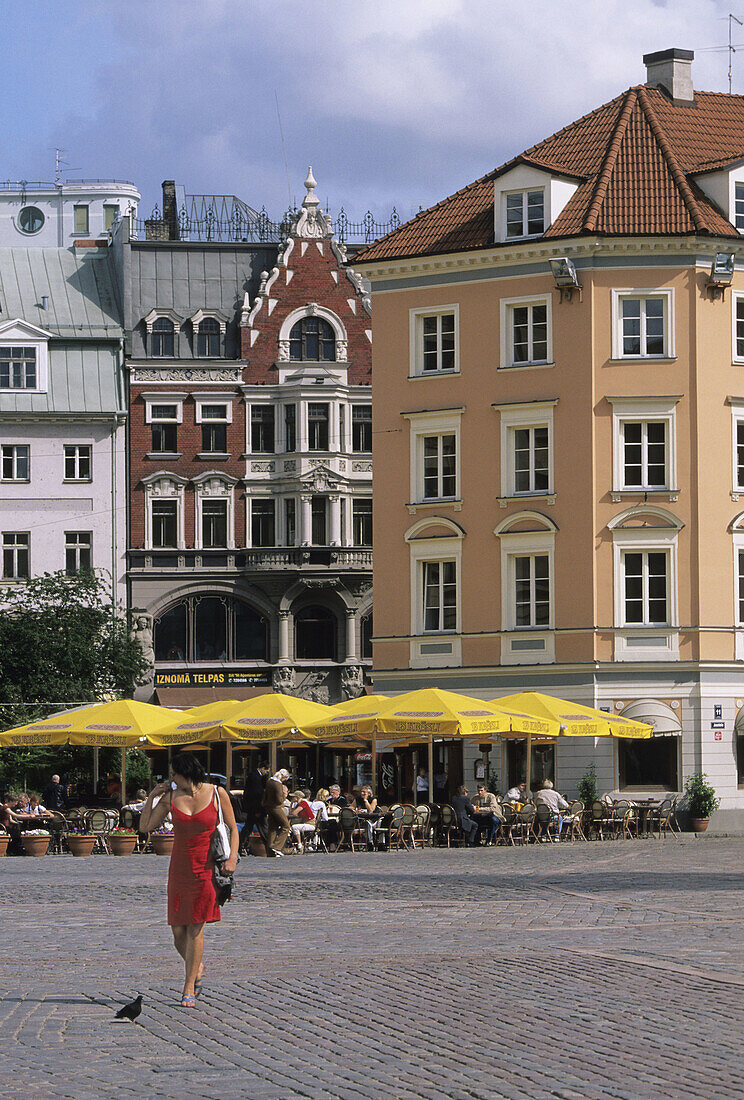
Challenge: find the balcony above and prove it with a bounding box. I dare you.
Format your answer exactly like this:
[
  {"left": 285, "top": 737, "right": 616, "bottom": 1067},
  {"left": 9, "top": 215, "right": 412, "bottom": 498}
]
[{"left": 127, "top": 547, "right": 373, "bottom": 572}]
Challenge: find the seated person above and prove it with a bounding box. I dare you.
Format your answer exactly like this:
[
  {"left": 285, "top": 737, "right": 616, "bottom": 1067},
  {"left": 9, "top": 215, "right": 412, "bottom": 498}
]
[
  {"left": 353, "top": 785, "right": 382, "bottom": 845},
  {"left": 288, "top": 790, "right": 318, "bottom": 852},
  {"left": 320, "top": 783, "right": 347, "bottom": 849},
  {"left": 0, "top": 798, "right": 24, "bottom": 853},
  {"left": 328, "top": 784, "right": 348, "bottom": 808},
  {"left": 451, "top": 785, "right": 480, "bottom": 847},
  {"left": 505, "top": 780, "right": 529, "bottom": 805},
  {"left": 25, "top": 794, "right": 51, "bottom": 817},
  {"left": 13, "top": 793, "right": 31, "bottom": 817},
  {"left": 123, "top": 789, "right": 149, "bottom": 812},
  {"left": 533, "top": 779, "right": 569, "bottom": 839},
  {"left": 472, "top": 783, "right": 504, "bottom": 843}
]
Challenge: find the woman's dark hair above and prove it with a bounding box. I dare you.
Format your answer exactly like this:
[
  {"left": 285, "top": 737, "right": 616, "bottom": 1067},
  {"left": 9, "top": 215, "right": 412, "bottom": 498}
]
[{"left": 170, "top": 753, "right": 206, "bottom": 786}]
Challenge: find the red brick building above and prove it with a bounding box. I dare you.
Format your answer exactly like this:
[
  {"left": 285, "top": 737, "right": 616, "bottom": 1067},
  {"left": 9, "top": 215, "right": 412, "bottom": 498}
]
[{"left": 122, "top": 172, "right": 373, "bottom": 708}]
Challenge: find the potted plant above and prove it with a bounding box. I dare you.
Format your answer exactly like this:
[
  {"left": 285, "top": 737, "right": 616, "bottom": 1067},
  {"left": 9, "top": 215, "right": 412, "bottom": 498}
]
[
  {"left": 65, "top": 825, "right": 97, "bottom": 857},
  {"left": 151, "top": 826, "right": 175, "bottom": 856},
  {"left": 21, "top": 828, "right": 51, "bottom": 857},
  {"left": 109, "top": 826, "right": 138, "bottom": 856},
  {"left": 0, "top": 828, "right": 9, "bottom": 857},
  {"left": 685, "top": 772, "right": 720, "bottom": 832}
]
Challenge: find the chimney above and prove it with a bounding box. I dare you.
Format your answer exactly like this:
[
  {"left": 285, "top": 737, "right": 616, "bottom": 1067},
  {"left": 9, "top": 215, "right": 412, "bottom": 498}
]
[
  {"left": 161, "top": 180, "right": 180, "bottom": 241},
  {"left": 643, "top": 48, "right": 694, "bottom": 102}
]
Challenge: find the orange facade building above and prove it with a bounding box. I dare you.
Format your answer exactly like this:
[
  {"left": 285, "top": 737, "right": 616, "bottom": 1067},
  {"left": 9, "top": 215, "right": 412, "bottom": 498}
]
[{"left": 356, "top": 50, "right": 744, "bottom": 824}]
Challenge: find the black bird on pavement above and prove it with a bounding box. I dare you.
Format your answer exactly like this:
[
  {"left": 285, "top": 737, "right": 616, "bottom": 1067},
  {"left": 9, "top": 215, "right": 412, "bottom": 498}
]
[{"left": 114, "top": 995, "right": 143, "bottom": 1021}]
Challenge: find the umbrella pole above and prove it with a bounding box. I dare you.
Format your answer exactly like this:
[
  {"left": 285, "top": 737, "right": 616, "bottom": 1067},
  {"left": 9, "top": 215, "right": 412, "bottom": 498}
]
[
  {"left": 226, "top": 740, "right": 233, "bottom": 787},
  {"left": 93, "top": 746, "right": 99, "bottom": 796},
  {"left": 525, "top": 732, "right": 532, "bottom": 798},
  {"left": 371, "top": 729, "right": 377, "bottom": 794},
  {"left": 270, "top": 739, "right": 277, "bottom": 774},
  {"left": 428, "top": 736, "right": 434, "bottom": 806},
  {"left": 120, "top": 747, "right": 127, "bottom": 809}
]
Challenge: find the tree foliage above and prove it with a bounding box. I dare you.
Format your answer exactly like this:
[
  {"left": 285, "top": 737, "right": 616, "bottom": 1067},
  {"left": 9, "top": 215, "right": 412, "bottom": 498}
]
[{"left": 0, "top": 571, "right": 146, "bottom": 791}]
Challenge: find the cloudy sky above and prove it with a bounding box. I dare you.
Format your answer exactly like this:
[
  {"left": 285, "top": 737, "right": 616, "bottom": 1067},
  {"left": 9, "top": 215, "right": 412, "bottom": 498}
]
[{"left": 3, "top": 0, "right": 742, "bottom": 223}]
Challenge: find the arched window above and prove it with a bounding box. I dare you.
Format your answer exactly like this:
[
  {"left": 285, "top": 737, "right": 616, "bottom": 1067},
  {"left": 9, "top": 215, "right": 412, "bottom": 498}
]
[
  {"left": 154, "top": 596, "right": 269, "bottom": 663},
  {"left": 234, "top": 602, "right": 268, "bottom": 660},
  {"left": 154, "top": 602, "right": 188, "bottom": 661},
  {"left": 289, "top": 316, "right": 336, "bottom": 362},
  {"left": 295, "top": 605, "right": 337, "bottom": 660},
  {"left": 151, "top": 317, "right": 175, "bottom": 357},
  {"left": 361, "top": 612, "right": 373, "bottom": 659},
  {"left": 197, "top": 317, "right": 221, "bottom": 357}
]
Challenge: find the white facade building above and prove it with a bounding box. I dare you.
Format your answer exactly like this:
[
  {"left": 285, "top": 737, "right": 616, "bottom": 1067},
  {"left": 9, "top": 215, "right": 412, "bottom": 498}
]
[{"left": 0, "top": 180, "right": 139, "bottom": 248}]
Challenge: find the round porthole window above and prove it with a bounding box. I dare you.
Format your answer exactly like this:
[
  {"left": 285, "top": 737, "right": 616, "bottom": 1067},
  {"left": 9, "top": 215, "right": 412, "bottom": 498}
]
[{"left": 18, "top": 206, "right": 45, "bottom": 234}]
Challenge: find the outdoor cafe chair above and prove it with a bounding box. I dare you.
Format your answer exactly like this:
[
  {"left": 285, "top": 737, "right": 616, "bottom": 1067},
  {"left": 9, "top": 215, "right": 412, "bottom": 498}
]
[
  {"left": 669, "top": 795, "right": 682, "bottom": 834},
  {"left": 400, "top": 804, "right": 418, "bottom": 849},
  {"left": 336, "top": 807, "right": 365, "bottom": 853},
  {"left": 589, "top": 800, "right": 608, "bottom": 840},
  {"left": 84, "top": 809, "right": 117, "bottom": 854},
  {"left": 658, "top": 800, "right": 679, "bottom": 840},
  {"left": 565, "top": 801, "right": 586, "bottom": 842},
  {"left": 427, "top": 802, "right": 442, "bottom": 840},
  {"left": 499, "top": 803, "right": 516, "bottom": 845},
  {"left": 533, "top": 804, "right": 559, "bottom": 843},
  {"left": 385, "top": 805, "right": 408, "bottom": 851},
  {"left": 46, "top": 811, "right": 68, "bottom": 854},
  {"left": 412, "top": 803, "right": 431, "bottom": 847},
  {"left": 610, "top": 800, "right": 633, "bottom": 840},
  {"left": 437, "top": 804, "right": 459, "bottom": 848},
  {"left": 516, "top": 804, "right": 536, "bottom": 845}
]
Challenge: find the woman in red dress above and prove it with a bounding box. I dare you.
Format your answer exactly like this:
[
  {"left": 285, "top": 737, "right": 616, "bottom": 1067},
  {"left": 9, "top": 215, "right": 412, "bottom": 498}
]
[{"left": 140, "top": 754, "right": 238, "bottom": 1007}]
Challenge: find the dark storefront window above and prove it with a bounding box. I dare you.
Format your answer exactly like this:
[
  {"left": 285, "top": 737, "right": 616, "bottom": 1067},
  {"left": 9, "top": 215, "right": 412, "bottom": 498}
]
[
  {"left": 295, "top": 605, "right": 337, "bottom": 660},
  {"left": 619, "top": 737, "right": 678, "bottom": 790},
  {"left": 154, "top": 596, "right": 268, "bottom": 663}
]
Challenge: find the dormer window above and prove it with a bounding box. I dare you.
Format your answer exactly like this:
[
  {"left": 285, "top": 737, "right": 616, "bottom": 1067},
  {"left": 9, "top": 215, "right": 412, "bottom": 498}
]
[
  {"left": 289, "top": 317, "right": 336, "bottom": 361},
  {"left": 506, "top": 189, "right": 545, "bottom": 238},
  {"left": 0, "top": 319, "right": 50, "bottom": 393},
  {"left": 152, "top": 318, "right": 175, "bottom": 358},
  {"left": 736, "top": 182, "right": 744, "bottom": 231},
  {"left": 197, "top": 317, "right": 221, "bottom": 357},
  {"left": 0, "top": 347, "right": 36, "bottom": 389}
]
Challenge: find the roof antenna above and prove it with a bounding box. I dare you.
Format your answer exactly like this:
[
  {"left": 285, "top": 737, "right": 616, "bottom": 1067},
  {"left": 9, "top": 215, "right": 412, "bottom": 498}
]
[
  {"left": 274, "top": 91, "right": 292, "bottom": 208},
  {"left": 729, "top": 13, "right": 742, "bottom": 93}
]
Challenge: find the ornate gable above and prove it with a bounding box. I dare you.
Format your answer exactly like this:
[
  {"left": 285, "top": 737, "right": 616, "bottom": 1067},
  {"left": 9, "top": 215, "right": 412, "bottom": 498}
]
[{"left": 240, "top": 168, "right": 372, "bottom": 385}]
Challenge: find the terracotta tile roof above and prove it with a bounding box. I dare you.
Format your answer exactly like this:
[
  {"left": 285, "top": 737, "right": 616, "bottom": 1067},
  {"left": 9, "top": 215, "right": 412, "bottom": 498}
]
[{"left": 355, "top": 85, "right": 744, "bottom": 263}]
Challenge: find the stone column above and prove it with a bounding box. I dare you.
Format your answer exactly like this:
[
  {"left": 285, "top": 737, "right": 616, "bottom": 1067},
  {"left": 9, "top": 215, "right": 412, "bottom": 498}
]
[
  {"left": 278, "top": 610, "right": 291, "bottom": 663},
  {"left": 329, "top": 494, "right": 341, "bottom": 545},
  {"left": 345, "top": 609, "right": 358, "bottom": 662},
  {"left": 300, "top": 494, "right": 312, "bottom": 546}
]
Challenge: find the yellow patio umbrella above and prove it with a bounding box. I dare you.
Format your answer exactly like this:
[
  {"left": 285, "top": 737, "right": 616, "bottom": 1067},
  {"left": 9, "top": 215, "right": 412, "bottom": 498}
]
[
  {"left": 490, "top": 691, "right": 652, "bottom": 795},
  {"left": 0, "top": 699, "right": 185, "bottom": 807}
]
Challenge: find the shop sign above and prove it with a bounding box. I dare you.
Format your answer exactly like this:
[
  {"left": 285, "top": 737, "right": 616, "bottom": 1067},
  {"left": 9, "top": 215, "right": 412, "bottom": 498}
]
[
  {"left": 355, "top": 753, "right": 372, "bottom": 762},
  {"left": 155, "top": 669, "right": 271, "bottom": 687},
  {"left": 711, "top": 721, "right": 725, "bottom": 730}
]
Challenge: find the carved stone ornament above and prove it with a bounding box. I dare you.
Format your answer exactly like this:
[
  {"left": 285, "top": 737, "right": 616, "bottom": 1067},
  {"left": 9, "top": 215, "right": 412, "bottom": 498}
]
[
  {"left": 352, "top": 461, "right": 372, "bottom": 473},
  {"left": 131, "top": 367, "right": 243, "bottom": 384},
  {"left": 277, "top": 340, "right": 290, "bottom": 362},
  {"left": 340, "top": 665, "right": 364, "bottom": 700},
  {"left": 301, "top": 463, "right": 340, "bottom": 493},
  {"left": 293, "top": 167, "right": 333, "bottom": 239},
  {"left": 132, "top": 612, "right": 155, "bottom": 688},
  {"left": 284, "top": 460, "right": 297, "bottom": 472},
  {"left": 251, "top": 462, "right": 275, "bottom": 473},
  {"left": 272, "top": 666, "right": 295, "bottom": 694}
]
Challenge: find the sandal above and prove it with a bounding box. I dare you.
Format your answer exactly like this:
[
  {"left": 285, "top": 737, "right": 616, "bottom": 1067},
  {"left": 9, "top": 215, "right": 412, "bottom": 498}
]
[
  {"left": 180, "top": 994, "right": 196, "bottom": 1008},
  {"left": 194, "top": 969, "right": 205, "bottom": 998}
]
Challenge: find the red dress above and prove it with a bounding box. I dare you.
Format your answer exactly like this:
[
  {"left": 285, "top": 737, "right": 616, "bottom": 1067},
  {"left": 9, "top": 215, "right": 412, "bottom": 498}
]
[{"left": 167, "top": 795, "right": 221, "bottom": 926}]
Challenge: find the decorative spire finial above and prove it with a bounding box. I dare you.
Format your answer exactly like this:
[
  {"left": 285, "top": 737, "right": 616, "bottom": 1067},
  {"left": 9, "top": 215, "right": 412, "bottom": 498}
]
[
  {"left": 304, "top": 166, "right": 318, "bottom": 205},
  {"left": 295, "top": 165, "right": 331, "bottom": 238}
]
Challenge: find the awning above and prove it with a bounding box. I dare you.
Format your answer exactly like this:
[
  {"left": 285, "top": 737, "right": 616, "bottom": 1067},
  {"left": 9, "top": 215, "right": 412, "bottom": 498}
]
[
  {"left": 616, "top": 699, "right": 681, "bottom": 735},
  {"left": 154, "top": 685, "right": 271, "bottom": 707}
]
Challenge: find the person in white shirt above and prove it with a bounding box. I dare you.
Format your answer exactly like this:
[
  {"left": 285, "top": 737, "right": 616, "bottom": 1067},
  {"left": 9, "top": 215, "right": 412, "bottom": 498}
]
[
  {"left": 415, "top": 767, "right": 429, "bottom": 804},
  {"left": 533, "top": 779, "right": 569, "bottom": 839},
  {"left": 505, "top": 781, "right": 528, "bottom": 803}
]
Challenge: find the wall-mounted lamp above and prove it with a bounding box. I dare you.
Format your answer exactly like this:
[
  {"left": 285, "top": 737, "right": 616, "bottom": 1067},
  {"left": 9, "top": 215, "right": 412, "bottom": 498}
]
[
  {"left": 549, "top": 256, "right": 582, "bottom": 302},
  {"left": 707, "top": 252, "right": 735, "bottom": 299}
]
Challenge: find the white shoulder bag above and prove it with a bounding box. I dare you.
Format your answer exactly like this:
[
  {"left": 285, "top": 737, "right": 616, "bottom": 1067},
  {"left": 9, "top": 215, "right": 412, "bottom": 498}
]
[{"left": 210, "top": 786, "right": 231, "bottom": 864}]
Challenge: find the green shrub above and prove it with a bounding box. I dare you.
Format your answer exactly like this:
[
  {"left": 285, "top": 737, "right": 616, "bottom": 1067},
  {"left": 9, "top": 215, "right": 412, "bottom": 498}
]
[
  {"left": 577, "top": 762, "right": 598, "bottom": 805},
  {"left": 684, "top": 772, "right": 720, "bottom": 818}
]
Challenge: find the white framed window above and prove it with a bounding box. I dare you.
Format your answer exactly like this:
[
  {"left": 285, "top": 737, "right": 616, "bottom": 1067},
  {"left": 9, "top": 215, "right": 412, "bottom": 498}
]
[
  {"left": 609, "top": 397, "right": 678, "bottom": 495},
  {"left": 609, "top": 508, "right": 680, "bottom": 661},
  {"left": 732, "top": 519, "right": 744, "bottom": 659},
  {"left": 64, "top": 444, "right": 92, "bottom": 481},
  {"left": 409, "top": 305, "right": 459, "bottom": 376},
  {"left": 733, "top": 294, "right": 744, "bottom": 362},
  {"left": 404, "top": 408, "right": 463, "bottom": 506},
  {"left": 504, "top": 189, "right": 545, "bottom": 239},
  {"left": 496, "top": 400, "right": 556, "bottom": 499},
  {"left": 351, "top": 405, "right": 372, "bottom": 452},
  {"left": 104, "top": 204, "right": 119, "bottom": 231},
  {"left": 500, "top": 294, "right": 552, "bottom": 368},
  {"left": 142, "top": 310, "right": 182, "bottom": 359},
  {"left": 611, "top": 289, "right": 674, "bottom": 359},
  {"left": 194, "top": 395, "right": 232, "bottom": 458},
  {"left": 1, "top": 444, "right": 30, "bottom": 482},
  {"left": 73, "top": 205, "right": 89, "bottom": 234},
  {"left": 494, "top": 518, "right": 556, "bottom": 664},
  {"left": 250, "top": 405, "right": 275, "bottom": 454},
  {"left": 736, "top": 181, "right": 744, "bottom": 232},
  {"left": 188, "top": 310, "right": 227, "bottom": 358},
  {"left": 65, "top": 532, "right": 91, "bottom": 574},
  {"left": 142, "top": 474, "right": 187, "bottom": 550},
  {"left": 406, "top": 519, "right": 463, "bottom": 667},
  {"left": 0, "top": 321, "right": 50, "bottom": 393},
  {"left": 2, "top": 532, "right": 29, "bottom": 579},
  {"left": 731, "top": 403, "right": 744, "bottom": 493},
  {"left": 193, "top": 473, "right": 236, "bottom": 550},
  {"left": 250, "top": 498, "right": 276, "bottom": 548}
]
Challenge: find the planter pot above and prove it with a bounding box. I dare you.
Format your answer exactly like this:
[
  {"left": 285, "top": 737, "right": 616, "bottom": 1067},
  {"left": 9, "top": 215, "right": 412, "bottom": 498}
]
[
  {"left": 0, "top": 834, "right": 9, "bottom": 857},
  {"left": 690, "top": 817, "right": 710, "bottom": 833},
  {"left": 21, "top": 834, "right": 50, "bottom": 857},
  {"left": 109, "top": 835, "right": 138, "bottom": 856},
  {"left": 152, "top": 834, "right": 175, "bottom": 857},
  {"left": 67, "top": 836, "right": 96, "bottom": 857},
  {"left": 249, "top": 833, "right": 268, "bottom": 857}
]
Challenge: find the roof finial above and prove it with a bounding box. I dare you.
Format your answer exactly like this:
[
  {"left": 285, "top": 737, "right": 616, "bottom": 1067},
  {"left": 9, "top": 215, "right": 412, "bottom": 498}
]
[{"left": 303, "top": 166, "right": 318, "bottom": 208}]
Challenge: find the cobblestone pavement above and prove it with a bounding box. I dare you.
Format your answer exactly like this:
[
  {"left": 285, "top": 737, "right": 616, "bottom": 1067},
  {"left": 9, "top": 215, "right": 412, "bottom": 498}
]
[{"left": 2, "top": 837, "right": 744, "bottom": 1099}]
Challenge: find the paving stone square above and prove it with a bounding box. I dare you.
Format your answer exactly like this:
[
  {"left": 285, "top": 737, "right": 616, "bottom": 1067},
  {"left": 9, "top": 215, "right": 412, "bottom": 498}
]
[{"left": 2, "top": 837, "right": 743, "bottom": 1098}]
